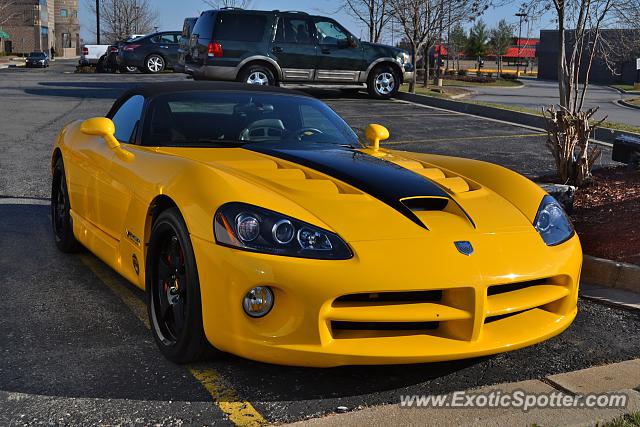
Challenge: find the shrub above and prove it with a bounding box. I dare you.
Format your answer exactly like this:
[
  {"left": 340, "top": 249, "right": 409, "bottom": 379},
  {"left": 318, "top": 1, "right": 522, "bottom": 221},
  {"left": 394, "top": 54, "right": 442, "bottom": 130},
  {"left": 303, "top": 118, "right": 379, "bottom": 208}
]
[
  {"left": 500, "top": 73, "right": 517, "bottom": 80},
  {"left": 485, "top": 72, "right": 494, "bottom": 78},
  {"left": 458, "top": 69, "right": 468, "bottom": 76}
]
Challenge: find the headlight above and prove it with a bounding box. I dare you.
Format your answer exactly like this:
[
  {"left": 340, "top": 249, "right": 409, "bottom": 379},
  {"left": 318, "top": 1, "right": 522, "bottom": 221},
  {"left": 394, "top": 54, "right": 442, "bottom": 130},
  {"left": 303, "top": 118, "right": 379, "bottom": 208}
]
[
  {"left": 533, "top": 195, "right": 574, "bottom": 246},
  {"left": 214, "top": 202, "right": 353, "bottom": 259},
  {"left": 396, "top": 51, "right": 410, "bottom": 66}
]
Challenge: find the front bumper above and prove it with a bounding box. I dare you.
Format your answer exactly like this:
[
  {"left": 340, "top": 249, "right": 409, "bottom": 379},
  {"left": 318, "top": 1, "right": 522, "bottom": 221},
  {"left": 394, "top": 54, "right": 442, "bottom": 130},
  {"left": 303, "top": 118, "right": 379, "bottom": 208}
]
[
  {"left": 193, "top": 231, "right": 581, "bottom": 367},
  {"left": 402, "top": 63, "right": 414, "bottom": 83}
]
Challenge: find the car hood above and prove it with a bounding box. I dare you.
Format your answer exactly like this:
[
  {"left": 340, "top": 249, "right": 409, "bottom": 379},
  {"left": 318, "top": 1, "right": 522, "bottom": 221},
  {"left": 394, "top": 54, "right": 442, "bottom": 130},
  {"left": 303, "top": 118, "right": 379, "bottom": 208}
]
[
  {"left": 361, "top": 41, "right": 404, "bottom": 56},
  {"left": 157, "top": 144, "right": 538, "bottom": 242}
]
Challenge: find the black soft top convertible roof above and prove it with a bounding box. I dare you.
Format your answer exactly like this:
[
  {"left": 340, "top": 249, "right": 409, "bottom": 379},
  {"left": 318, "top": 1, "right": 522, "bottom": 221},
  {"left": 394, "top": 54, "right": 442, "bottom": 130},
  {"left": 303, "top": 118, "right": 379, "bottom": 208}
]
[{"left": 107, "top": 81, "right": 311, "bottom": 118}]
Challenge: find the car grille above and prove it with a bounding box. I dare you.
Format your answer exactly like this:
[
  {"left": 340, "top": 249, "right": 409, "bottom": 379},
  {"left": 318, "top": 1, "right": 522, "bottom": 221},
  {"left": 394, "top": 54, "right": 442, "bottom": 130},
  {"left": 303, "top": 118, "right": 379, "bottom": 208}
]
[{"left": 326, "top": 278, "right": 571, "bottom": 340}]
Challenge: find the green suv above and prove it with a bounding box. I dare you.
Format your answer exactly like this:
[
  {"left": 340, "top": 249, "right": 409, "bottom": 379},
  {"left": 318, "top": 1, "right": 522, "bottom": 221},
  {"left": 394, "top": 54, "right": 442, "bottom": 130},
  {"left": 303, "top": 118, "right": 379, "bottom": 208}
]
[{"left": 183, "top": 9, "right": 414, "bottom": 99}]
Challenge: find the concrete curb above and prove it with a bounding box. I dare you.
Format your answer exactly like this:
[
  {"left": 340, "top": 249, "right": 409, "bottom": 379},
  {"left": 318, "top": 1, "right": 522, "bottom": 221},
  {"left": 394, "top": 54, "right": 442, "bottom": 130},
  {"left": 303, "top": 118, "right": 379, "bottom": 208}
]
[
  {"left": 397, "top": 91, "right": 640, "bottom": 145},
  {"left": 618, "top": 99, "right": 640, "bottom": 110},
  {"left": 608, "top": 85, "right": 640, "bottom": 95},
  {"left": 582, "top": 255, "right": 640, "bottom": 294}
]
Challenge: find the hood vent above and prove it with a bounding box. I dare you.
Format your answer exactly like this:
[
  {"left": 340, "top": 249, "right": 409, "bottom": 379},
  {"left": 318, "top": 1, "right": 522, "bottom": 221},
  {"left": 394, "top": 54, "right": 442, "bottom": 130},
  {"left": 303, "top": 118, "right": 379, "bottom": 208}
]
[{"left": 401, "top": 197, "right": 449, "bottom": 212}]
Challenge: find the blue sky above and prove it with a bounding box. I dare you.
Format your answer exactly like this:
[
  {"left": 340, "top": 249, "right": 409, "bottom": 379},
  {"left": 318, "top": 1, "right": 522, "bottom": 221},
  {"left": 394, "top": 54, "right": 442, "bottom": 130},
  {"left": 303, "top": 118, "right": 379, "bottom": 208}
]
[{"left": 79, "top": 0, "right": 556, "bottom": 43}]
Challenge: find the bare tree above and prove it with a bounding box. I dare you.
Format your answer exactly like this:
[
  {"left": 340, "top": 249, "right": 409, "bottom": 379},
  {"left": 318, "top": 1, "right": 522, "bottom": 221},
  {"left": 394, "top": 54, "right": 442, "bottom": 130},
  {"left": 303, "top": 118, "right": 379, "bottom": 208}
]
[
  {"left": 203, "top": 0, "right": 252, "bottom": 8},
  {"left": 522, "top": 0, "right": 614, "bottom": 186},
  {"left": 86, "top": 0, "right": 159, "bottom": 43},
  {"left": 389, "top": 0, "right": 489, "bottom": 92},
  {"left": 448, "top": 23, "right": 467, "bottom": 70},
  {"left": 489, "top": 19, "right": 513, "bottom": 77},
  {"left": 0, "top": 0, "right": 16, "bottom": 28},
  {"left": 387, "top": 0, "right": 442, "bottom": 92},
  {"left": 612, "top": 0, "right": 640, "bottom": 29},
  {"left": 341, "top": 0, "right": 391, "bottom": 43}
]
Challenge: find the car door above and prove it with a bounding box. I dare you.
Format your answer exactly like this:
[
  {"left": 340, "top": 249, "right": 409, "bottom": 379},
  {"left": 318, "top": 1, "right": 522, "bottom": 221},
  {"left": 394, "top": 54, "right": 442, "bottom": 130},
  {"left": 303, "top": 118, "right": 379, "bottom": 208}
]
[
  {"left": 156, "top": 33, "right": 180, "bottom": 65},
  {"left": 95, "top": 95, "right": 146, "bottom": 241},
  {"left": 313, "top": 18, "right": 365, "bottom": 83},
  {"left": 271, "top": 14, "right": 317, "bottom": 81}
]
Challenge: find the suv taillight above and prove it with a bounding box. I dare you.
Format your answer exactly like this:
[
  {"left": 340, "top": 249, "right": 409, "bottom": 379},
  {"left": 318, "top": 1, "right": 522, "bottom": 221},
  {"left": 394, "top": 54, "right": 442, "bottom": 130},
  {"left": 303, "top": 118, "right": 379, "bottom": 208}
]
[
  {"left": 123, "top": 44, "right": 141, "bottom": 52},
  {"left": 82, "top": 47, "right": 88, "bottom": 56},
  {"left": 110, "top": 46, "right": 119, "bottom": 53},
  {"left": 208, "top": 42, "right": 223, "bottom": 58}
]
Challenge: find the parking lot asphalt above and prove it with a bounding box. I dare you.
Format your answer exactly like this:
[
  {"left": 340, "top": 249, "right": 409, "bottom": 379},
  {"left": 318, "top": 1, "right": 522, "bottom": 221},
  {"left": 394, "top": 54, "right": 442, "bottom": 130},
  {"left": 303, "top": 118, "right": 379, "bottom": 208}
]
[{"left": 0, "top": 60, "right": 634, "bottom": 425}]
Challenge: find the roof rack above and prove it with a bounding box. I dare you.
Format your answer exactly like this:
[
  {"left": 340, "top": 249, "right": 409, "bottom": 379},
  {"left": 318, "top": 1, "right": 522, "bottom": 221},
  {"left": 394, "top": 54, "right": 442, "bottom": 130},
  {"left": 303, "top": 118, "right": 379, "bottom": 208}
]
[
  {"left": 220, "top": 6, "right": 243, "bottom": 10},
  {"left": 282, "top": 10, "right": 309, "bottom": 15}
]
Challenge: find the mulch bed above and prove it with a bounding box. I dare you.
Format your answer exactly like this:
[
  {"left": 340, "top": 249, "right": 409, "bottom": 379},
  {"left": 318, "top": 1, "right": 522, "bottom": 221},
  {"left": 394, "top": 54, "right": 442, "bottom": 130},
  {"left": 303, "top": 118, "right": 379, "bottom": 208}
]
[{"left": 570, "top": 167, "right": 640, "bottom": 265}]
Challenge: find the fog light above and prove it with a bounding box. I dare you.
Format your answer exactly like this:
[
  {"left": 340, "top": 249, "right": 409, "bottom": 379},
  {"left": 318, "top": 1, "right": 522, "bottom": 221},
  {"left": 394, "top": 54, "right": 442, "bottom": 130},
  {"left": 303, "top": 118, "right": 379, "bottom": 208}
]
[{"left": 242, "top": 286, "right": 274, "bottom": 318}]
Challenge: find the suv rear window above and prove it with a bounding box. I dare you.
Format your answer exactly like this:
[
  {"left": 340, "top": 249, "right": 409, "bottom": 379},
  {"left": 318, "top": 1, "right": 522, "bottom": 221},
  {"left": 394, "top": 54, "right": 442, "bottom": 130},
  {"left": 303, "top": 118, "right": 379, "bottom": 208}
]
[
  {"left": 193, "top": 11, "right": 216, "bottom": 39},
  {"left": 213, "top": 13, "right": 267, "bottom": 42}
]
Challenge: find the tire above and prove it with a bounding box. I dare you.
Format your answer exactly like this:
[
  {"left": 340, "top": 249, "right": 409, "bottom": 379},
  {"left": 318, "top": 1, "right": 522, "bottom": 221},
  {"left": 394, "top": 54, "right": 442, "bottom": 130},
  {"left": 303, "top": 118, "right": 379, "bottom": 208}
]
[
  {"left": 96, "top": 55, "right": 107, "bottom": 73},
  {"left": 146, "top": 207, "right": 214, "bottom": 364},
  {"left": 238, "top": 64, "right": 276, "bottom": 86},
  {"left": 367, "top": 65, "right": 399, "bottom": 99},
  {"left": 51, "top": 158, "right": 81, "bottom": 253},
  {"left": 120, "top": 66, "right": 137, "bottom": 73},
  {"left": 144, "top": 54, "right": 165, "bottom": 74}
]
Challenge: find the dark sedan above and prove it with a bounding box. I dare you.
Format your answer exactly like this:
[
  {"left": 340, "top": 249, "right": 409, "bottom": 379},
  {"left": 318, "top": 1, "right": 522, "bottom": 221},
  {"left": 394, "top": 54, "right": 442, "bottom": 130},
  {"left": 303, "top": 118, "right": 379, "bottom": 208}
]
[
  {"left": 25, "top": 52, "right": 49, "bottom": 68},
  {"left": 116, "top": 31, "right": 180, "bottom": 74}
]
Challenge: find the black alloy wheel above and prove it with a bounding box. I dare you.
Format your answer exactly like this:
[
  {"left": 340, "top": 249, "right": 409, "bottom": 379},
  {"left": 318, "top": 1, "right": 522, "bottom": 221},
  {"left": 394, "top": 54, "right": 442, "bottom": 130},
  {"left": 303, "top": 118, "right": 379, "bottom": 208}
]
[
  {"left": 147, "top": 207, "right": 214, "bottom": 363},
  {"left": 51, "top": 158, "right": 81, "bottom": 253}
]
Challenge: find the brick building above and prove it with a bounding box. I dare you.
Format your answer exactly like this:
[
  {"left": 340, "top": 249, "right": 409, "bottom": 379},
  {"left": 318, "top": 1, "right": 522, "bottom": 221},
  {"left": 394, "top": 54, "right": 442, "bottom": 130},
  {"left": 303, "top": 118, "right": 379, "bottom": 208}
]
[{"left": 1, "top": 0, "right": 79, "bottom": 56}]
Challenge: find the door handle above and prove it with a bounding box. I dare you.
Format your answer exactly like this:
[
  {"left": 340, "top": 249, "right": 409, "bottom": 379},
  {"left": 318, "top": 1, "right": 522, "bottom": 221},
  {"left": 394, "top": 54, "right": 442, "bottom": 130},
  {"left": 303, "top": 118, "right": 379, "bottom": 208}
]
[
  {"left": 160, "top": 45, "right": 168, "bottom": 49},
  {"left": 272, "top": 46, "right": 284, "bottom": 53}
]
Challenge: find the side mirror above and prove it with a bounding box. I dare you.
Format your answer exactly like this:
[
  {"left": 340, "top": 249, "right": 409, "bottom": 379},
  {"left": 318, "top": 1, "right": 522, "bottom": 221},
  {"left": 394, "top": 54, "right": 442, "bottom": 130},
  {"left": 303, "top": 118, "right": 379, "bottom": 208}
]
[
  {"left": 80, "top": 117, "right": 120, "bottom": 149},
  {"left": 348, "top": 35, "right": 358, "bottom": 48},
  {"left": 365, "top": 124, "right": 389, "bottom": 152}
]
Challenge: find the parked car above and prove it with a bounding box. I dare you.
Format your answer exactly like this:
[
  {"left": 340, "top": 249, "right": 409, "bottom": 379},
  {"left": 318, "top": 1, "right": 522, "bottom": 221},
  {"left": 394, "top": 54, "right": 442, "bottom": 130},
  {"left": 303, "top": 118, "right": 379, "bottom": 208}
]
[
  {"left": 80, "top": 44, "right": 110, "bottom": 68},
  {"left": 25, "top": 51, "right": 49, "bottom": 68},
  {"left": 184, "top": 9, "right": 414, "bottom": 99},
  {"left": 51, "top": 81, "right": 581, "bottom": 366},
  {"left": 104, "top": 34, "right": 146, "bottom": 73},
  {"left": 117, "top": 31, "right": 181, "bottom": 74},
  {"left": 175, "top": 18, "right": 198, "bottom": 74}
]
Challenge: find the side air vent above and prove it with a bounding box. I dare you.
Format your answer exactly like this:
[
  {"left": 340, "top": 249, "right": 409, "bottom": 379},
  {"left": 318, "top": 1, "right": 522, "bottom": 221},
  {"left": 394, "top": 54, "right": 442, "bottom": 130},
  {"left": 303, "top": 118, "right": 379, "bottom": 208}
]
[{"left": 401, "top": 197, "right": 449, "bottom": 212}]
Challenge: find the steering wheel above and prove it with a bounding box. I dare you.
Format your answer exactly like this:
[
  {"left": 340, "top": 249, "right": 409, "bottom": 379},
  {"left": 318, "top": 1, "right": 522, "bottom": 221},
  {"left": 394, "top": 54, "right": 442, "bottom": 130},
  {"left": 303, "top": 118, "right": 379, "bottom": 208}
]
[{"left": 292, "top": 127, "right": 325, "bottom": 142}]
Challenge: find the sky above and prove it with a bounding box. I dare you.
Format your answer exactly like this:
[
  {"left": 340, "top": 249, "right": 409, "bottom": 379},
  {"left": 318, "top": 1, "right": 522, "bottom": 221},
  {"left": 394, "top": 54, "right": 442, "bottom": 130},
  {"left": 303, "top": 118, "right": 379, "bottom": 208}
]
[{"left": 78, "top": 0, "right": 557, "bottom": 44}]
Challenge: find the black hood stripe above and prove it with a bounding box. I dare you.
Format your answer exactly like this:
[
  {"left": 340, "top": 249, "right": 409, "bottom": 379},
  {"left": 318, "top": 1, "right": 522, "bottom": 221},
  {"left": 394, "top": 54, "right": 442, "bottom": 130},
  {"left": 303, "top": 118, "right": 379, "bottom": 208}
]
[{"left": 244, "top": 144, "right": 451, "bottom": 228}]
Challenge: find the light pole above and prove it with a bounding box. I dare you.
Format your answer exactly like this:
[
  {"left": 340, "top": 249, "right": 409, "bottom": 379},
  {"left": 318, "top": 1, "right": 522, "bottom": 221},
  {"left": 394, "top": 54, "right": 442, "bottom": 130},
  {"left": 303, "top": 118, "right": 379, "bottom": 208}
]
[
  {"left": 96, "top": 0, "right": 100, "bottom": 44},
  {"left": 134, "top": 4, "right": 140, "bottom": 34},
  {"left": 515, "top": 12, "right": 527, "bottom": 76}
]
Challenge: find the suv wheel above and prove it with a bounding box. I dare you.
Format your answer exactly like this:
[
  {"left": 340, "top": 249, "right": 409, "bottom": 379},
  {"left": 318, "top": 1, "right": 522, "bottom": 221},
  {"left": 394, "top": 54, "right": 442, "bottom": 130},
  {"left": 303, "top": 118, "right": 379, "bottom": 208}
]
[
  {"left": 367, "top": 65, "right": 399, "bottom": 99},
  {"left": 239, "top": 65, "right": 276, "bottom": 86},
  {"left": 145, "top": 55, "right": 165, "bottom": 74}
]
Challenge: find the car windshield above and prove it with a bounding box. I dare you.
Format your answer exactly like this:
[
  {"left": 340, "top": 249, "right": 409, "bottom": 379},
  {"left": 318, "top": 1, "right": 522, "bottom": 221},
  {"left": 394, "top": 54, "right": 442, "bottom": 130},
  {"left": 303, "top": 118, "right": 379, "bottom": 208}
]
[
  {"left": 143, "top": 92, "right": 362, "bottom": 148},
  {"left": 29, "top": 52, "right": 45, "bottom": 58}
]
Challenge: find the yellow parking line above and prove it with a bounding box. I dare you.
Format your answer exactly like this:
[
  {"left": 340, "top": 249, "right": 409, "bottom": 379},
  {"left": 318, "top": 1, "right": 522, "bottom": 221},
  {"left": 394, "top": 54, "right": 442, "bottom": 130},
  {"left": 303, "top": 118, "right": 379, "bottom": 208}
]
[
  {"left": 80, "top": 254, "right": 150, "bottom": 328},
  {"left": 80, "top": 255, "right": 267, "bottom": 427},
  {"left": 384, "top": 132, "right": 543, "bottom": 145},
  {"left": 341, "top": 112, "right": 458, "bottom": 119},
  {"left": 190, "top": 367, "right": 267, "bottom": 427}
]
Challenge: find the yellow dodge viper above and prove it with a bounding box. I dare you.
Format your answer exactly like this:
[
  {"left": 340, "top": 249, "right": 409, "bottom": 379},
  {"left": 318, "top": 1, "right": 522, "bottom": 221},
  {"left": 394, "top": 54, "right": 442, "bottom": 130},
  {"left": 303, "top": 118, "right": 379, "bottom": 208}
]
[{"left": 51, "top": 82, "right": 581, "bottom": 367}]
